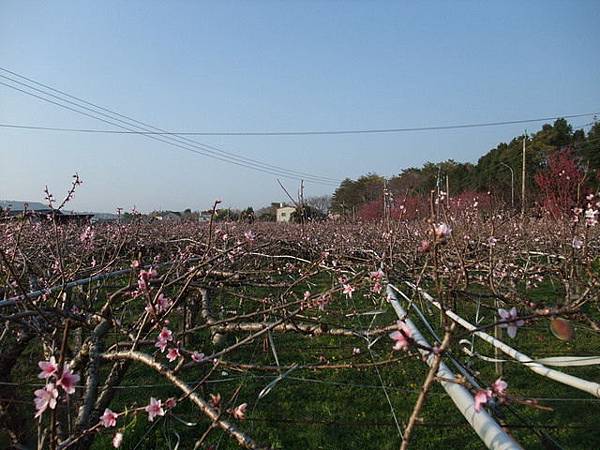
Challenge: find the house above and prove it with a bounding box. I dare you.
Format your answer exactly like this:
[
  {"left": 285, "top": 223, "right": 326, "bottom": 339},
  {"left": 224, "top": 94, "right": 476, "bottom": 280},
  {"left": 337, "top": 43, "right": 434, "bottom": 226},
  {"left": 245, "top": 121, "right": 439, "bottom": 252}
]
[
  {"left": 199, "top": 210, "right": 214, "bottom": 222},
  {"left": 151, "top": 211, "right": 182, "bottom": 222},
  {"left": 276, "top": 206, "right": 296, "bottom": 223},
  {"left": 0, "top": 200, "right": 93, "bottom": 224}
]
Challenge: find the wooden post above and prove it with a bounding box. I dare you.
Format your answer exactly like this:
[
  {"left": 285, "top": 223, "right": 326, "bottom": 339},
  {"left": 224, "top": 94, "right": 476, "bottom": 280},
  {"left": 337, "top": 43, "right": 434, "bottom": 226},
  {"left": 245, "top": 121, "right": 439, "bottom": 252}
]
[
  {"left": 521, "top": 131, "right": 527, "bottom": 217},
  {"left": 445, "top": 174, "right": 450, "bottom": 208}
]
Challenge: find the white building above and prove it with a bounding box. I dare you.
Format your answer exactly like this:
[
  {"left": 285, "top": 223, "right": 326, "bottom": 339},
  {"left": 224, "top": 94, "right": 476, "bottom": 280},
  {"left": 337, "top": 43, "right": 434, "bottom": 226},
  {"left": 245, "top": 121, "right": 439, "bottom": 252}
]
[{"left": 276, "top": 206, "right": 296, "bottom": 223}]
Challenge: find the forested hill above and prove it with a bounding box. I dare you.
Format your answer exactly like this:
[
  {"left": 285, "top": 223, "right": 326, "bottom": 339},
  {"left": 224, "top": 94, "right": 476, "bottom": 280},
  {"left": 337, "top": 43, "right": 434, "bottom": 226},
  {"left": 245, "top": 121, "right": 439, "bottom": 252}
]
[{"left": 331, "top": 119, "right": 600, "bottom": 216}]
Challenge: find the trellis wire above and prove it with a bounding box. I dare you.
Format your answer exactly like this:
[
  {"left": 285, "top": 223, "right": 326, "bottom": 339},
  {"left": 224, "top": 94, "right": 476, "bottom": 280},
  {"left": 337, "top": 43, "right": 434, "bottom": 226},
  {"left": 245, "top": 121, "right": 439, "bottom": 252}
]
[
  {"left": 400, "top": 282, "right": 600, "bottom": 397},
  {"left": 387, "top": 285, "right": 523, "bottom": 450}
]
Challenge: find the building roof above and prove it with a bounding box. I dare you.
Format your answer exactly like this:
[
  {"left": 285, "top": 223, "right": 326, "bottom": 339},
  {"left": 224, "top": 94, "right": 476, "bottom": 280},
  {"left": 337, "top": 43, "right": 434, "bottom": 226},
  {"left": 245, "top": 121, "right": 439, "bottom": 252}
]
[{"left": 0, "top": 200, "right": 49, "bottom": 211}]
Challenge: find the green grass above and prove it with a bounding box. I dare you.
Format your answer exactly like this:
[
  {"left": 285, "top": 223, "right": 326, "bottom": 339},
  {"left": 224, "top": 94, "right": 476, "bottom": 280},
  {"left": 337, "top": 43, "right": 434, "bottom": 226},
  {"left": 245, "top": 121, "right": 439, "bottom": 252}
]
[{"left": 85, "top": 277, "right": 600, "bottom": 449}]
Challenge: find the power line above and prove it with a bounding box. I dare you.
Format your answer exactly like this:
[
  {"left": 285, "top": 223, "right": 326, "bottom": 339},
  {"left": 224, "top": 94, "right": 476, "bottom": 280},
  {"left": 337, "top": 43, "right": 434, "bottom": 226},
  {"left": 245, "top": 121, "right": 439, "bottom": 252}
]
[
  {"left": 2, "top": 66, "right": 596, "bottom": 186},
  {"left": 0, "top": 115, "right": 597, "bottom": 137},
  {"left": 0, "top": 68, "right": 341, "bottom": 184},
  {"left": 0, "top": 78, "right": 339, "bottom": 186},
  {"left": 0, "top": 68, "right": 341, "bottom": 186},
  {"left": 0, "top": 80, "right": 335, "bottom": 186}
]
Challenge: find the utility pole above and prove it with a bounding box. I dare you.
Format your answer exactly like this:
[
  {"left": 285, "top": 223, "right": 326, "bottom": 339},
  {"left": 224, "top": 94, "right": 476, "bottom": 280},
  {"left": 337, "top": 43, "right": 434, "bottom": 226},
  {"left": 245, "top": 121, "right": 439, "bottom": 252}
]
[
  {"left": 445, "top": 174, "right": 450, "bottom": 208},
  {"left": 382, "top": 179, "right": 388, "bottom": 224},
  {"left": 521, "top": 131, "right": 527, "bottom": 217}
]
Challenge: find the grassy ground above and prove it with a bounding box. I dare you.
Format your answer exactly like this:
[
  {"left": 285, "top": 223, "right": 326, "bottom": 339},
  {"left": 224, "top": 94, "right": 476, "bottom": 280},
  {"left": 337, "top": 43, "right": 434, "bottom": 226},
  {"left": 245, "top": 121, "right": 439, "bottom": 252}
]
[{"left": 89, "top": 277, "right": 600, "bottom": 449}]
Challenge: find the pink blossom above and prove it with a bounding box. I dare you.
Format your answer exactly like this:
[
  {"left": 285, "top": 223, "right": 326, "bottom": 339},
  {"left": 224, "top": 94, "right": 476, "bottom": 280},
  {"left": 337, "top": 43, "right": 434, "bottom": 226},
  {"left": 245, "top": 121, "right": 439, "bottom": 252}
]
[
  {"left": 155, "top": 338, "right": 168, "bottom": 353},
  {"left": 434, "top": 223, "right": 452, "bottom": 240},
  {"left": 166, "top": 347, "right": 181, "bottom": 362},
  {"left": 38, "top": 356, "right": 58, "bottom": 379},
  {"left": 155, "top": 327, "right": 173, "bottom": 352},
  {"left": 57, "top": 368, "right": 80, "bottom": 394},
  {"left": 158, "top": 327, "right": 173, "bottom": 342},
  {"left": 418, "top": 240, "right": 431, "bottom": 253},
  {"left": 316, "top": 294, "right": 330, "bottom": 311},
  {"left": 156, "top": 293, "right": 172, "bottom": 312},
  {"left": 244, "top": 230, "right": 255, "bottom": 241},
  {"left": 498, "top": 307, "right": 525, "bottom": 338},
  {"left": 146, "top": 293, "right": 173, "bottom": 315},
  {"left": 474, "top": 389, "right": 492, "bottom": 412},
  {"left": 80, "top": 226, "right": 94, "bottom": 243},
  {"left": 209, "top": 393, "right": 221, "bottom": 408},
  {"left": 137, "top": 268, "right": 158, "bottom": 291},
  {"left": 491, "top": 378, "right": 508, "bottom": 396},
  {"left": 100, "top": 408, "right": 118, "bottom": 428},
  {"left": 165, "top": 397, "right": 177, "bottom": 409},
  {"left": 369, "top": 270, "right": 384, "bottom": 281},
  {"left": 231, "top": 403, "right": 247, "bottom": 420},
  {"left": 389, "top": 320, "right": 412, "bottom": 351},
  {"left": 191, "top": 351, "right": 205, "bottom": 363},
  {"left": 145, "top": 397, "right": 165, "bottom": 422},
  {"left": 112, "top": 432, "right": 123, "bottom": 448},
  {"left": 342, "top": 284, "right": 355, "bottom": 298},
  {"left": 33, "top": 383, "right": 59, "bottom": 418}
]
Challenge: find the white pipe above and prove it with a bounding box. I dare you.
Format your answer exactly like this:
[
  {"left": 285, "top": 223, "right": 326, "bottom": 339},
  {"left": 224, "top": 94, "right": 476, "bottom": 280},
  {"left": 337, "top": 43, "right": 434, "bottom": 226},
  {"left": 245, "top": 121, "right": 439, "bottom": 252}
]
[
  {"left": 399, "top": 282, "right": 600, "bottom": 398},
  {"left": 386, "top": 286, "right": 522, "bottom": 450}
]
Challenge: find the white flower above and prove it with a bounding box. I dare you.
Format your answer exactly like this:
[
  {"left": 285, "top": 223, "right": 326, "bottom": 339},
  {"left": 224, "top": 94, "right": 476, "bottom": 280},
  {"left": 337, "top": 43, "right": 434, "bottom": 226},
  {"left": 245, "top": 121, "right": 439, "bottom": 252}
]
[{"left": 498, "top": 307, "right": 525, "bottom": 338}]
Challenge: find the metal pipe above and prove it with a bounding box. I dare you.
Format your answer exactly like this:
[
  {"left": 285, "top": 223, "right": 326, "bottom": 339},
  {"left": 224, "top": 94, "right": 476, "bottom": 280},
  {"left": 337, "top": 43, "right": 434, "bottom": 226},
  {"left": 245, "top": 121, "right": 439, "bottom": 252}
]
[
  {"left": 386, "top": 286, "right": 523, "bottom": 450},
  {"left": 400, "top": 282, "right": 600, "bottom": 398}
]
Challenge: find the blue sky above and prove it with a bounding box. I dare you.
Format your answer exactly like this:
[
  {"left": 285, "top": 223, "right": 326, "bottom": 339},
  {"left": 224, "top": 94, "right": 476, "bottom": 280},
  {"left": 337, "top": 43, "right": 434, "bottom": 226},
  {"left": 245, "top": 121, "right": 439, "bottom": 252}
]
[{"left": 1, "top": 1, "right": 599, "bottom": 212}]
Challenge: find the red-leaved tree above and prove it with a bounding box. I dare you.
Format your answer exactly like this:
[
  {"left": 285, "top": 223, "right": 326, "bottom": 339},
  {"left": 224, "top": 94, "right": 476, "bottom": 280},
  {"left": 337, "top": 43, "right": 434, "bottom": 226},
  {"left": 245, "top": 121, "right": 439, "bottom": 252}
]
[{"left": 534, "top": 149, "right": 585, "bottom": 218}]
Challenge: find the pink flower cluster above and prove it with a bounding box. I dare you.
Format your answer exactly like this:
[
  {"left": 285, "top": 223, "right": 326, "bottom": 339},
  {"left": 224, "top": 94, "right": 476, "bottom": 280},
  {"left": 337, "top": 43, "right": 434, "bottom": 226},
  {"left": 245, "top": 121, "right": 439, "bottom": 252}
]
[
  {"left": 137, "top": 268, "right": 158, "bottom": 293},
  {"left": 474, "top": 378, "right": 508, "bottom": 412},
  {"left": 369, "top": 270, "right": 384, "bottom": 294},
  {"left": 389, "top": 320, "right": 412, "bottom": 351},
  {"left": 145, "top": 292, "right": 173, "bottom": 316},
  {"left": 79, "top": 226, "right": 95, "bottom": 246},
  {"left": 154, "top": 327, "right": 189, "bottom": 363},
  {"left": 34, "top": 357, "right": 80, "bottom": 418},
  {"left": 155, "top": 327, "right": 173, "bottom": 353}
]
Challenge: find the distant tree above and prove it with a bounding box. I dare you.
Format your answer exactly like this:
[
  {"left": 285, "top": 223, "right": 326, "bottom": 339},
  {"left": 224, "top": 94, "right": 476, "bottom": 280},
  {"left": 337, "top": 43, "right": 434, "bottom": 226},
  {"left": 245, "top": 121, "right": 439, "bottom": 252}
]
[
  {"left": 577, "top": 122, "right": 600, "bottom": 188},
  {"left": 305, "top": 195, "right": 332, "bottom": 214},
  {"left": 215, "top": 208, "right": 241, "bottom": 222},
  {"left": 291, "top": 205, "right": 327, "bottom": 223},
  {"left": 331, "top": 174, "right": 384, "bottom": 214},
  {"left": 357, "top": 199, "right": 383, "bottom": 221},
  {"left": 391, "top": 195, "right": 429, "bottom": 221},
  {"left": 256, "top": 206, "right": 276, "bottom": 222},
  {"left": 328, "top": 119, "right": 600, "bottom": 217},
  {"left": 240, "top": 207, "right": 255, "bottom": 223},
  {"left": 534, "top": 149, "right": 585, "bottom": 217},
  {"left": 181, "top": 208, "right": 199, "bottom": 221}
]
